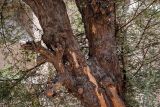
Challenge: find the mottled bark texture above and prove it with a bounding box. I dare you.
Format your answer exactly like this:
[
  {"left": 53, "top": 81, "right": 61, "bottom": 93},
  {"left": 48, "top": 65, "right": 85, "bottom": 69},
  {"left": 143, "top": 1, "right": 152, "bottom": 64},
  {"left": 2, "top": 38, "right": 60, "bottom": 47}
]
[{"left": 22, "top": 0, "right": 125, "bottom": 107}]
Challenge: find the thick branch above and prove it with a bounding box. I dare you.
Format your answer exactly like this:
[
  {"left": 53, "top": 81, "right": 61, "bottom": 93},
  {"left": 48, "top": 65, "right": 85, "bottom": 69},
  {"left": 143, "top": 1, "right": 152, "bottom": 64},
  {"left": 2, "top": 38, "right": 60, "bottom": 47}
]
[{"left": 21, "top": 41, "right": 65, "bottom": 73}]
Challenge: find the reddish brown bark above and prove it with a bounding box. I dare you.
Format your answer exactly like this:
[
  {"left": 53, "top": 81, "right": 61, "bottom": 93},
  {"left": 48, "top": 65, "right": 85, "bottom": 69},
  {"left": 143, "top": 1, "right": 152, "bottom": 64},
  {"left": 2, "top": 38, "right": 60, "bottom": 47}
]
[
  {"left": 75, "top": 0, "right": 123, "bottom": 93},
  {"left": 22, "top": 0, "right": 125, "bottom": 107}
]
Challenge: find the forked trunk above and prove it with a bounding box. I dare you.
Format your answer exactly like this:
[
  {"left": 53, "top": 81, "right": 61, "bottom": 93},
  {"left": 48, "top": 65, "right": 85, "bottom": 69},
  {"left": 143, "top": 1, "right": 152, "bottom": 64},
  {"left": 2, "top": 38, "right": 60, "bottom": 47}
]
[{"left": 22, "top": 0, "right": 125, "bottom": 107}]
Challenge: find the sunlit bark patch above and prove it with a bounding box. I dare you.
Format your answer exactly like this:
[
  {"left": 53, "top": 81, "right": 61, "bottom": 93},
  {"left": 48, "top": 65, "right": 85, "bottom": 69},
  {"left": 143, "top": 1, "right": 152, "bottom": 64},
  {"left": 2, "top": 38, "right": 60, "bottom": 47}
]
[
  {"left": 70, "top": 51, "right": 79, "bottom": 68},
  {"left": 108, "top": 86, "right": 125, "bottom": 107}
]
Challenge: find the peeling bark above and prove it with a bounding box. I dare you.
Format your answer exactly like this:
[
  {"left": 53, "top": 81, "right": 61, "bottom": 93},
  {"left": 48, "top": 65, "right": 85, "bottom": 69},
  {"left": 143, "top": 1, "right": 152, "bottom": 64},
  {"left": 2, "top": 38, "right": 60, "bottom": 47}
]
[{"left": 21, "top": 0, "right": 125, "bottom": 107}]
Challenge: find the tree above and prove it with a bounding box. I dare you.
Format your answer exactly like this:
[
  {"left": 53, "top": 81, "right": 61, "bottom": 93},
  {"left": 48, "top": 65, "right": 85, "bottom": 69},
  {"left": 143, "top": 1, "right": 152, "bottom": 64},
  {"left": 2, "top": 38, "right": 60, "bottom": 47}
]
[{"left": 21, "top": 0, "right": 125, "bottom": 107}]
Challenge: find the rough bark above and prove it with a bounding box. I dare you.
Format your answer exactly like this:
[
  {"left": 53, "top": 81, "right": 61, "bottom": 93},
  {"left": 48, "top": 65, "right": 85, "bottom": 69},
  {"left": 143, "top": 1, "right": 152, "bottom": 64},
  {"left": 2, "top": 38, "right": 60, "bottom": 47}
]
[{"left": 21, "top": 0, "right": 125, "bottom": 107}]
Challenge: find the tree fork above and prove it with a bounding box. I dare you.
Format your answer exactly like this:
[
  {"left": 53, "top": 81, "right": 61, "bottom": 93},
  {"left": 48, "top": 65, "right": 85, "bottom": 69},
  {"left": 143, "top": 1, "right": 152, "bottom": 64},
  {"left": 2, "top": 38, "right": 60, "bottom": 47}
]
[{"left": 22, "top": 0, "right": 125, "bottom": 107}]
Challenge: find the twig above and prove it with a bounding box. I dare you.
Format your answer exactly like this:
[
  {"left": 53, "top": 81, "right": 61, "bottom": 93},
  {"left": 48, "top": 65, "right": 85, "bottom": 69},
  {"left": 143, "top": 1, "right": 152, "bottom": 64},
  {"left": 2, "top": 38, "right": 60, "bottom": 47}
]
[{"left": 118, "top": 0, "right": 156, "bottom": 30}]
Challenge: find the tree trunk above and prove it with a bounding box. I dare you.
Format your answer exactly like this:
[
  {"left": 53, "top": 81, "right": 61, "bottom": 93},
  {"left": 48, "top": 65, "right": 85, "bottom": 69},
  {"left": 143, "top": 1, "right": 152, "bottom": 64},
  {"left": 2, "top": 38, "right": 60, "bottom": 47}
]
[
  {"left": 22, "top": 0, "right": 125, "bottom": 107},
  {"left": 75, "top": 0, "right": 123, "bottom": 94}
]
